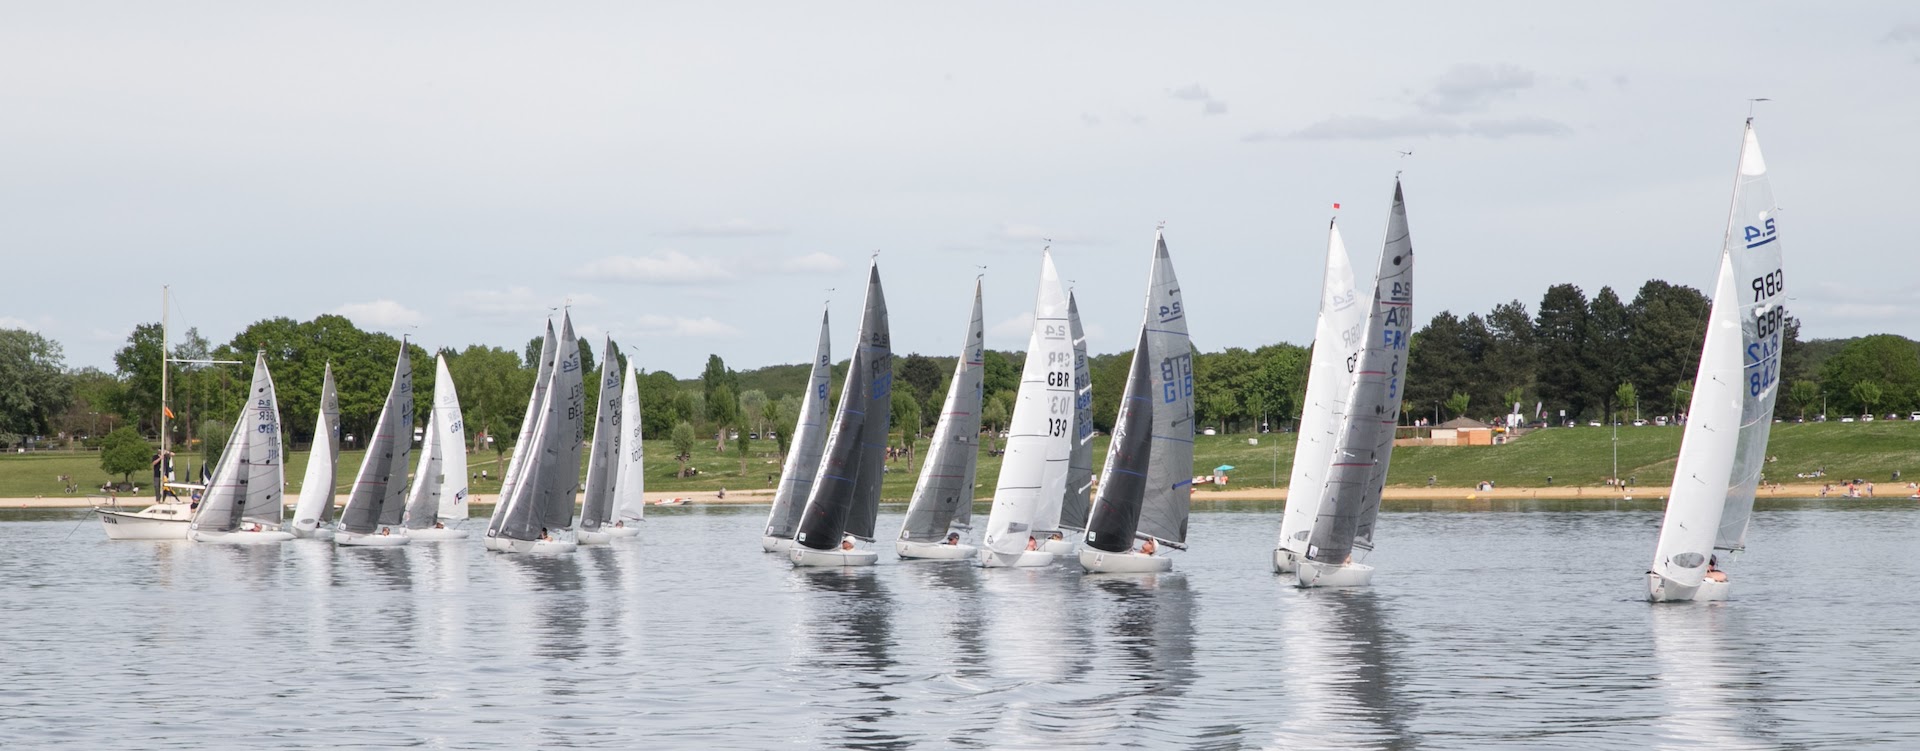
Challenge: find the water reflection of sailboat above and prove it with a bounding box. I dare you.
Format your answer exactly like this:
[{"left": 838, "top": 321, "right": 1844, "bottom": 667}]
[
  {"left": 1648, "top": 605, "right": 1783, "bottom": 750},
  {"left": 791, "top": 569, "right": 903, "bottom": 749},
  {"left": 1271, "top": 591, "right": 1410, "bottom": 749},
  {"left": 901, "top": 563, "right": 989, "bottom": 680}
]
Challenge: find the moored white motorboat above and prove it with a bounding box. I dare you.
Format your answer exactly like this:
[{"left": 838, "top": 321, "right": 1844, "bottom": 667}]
[
  {"left": 1079, "top": 547, "right": 1172, "bottom": 573},
  {"left": 789, "top": 545, "right": 879, "bottom": 567},
  {"left": 977, "top": 548, "right": 1055, "bottom": 568},
  {"left": 896, "top": 539, "right": 976, "bottom": 560},
  {"left": 97, "top": 502, "right": 194, "bottom": 540},
  {"left": 334, "top": 530, "right": 411, "bottom": 547},
  {"left": 405, "top": 527, "right": 468, "bottom": 542},
  {"left": 1295, "top": 559, "right": 1374, "bottom": 588}
]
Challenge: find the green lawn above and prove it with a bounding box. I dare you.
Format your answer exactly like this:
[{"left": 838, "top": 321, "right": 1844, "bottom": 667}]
[{"left": 4, "top": 421, "right": 1913, "bottom": 500}]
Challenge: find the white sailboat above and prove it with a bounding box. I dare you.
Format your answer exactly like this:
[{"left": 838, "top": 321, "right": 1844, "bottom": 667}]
[
  {"left": 605, "top": 358, "right": 646, "bottom": 538},
  {"left": 335, "top": 345, "right": 415, "bottom": 547},
  {"left": 1647, "top": 120, "right": 1786, "bottom": 603},
  {"left": 896, "top": 279, "right": 986, "bottom": 561},
  {"left": 487, "top": 321, "right": 555, "bottom": 544},
  {"left": 404, "top": 354, "right": 471, "bottom": 541},
  {"left": 290, "top": 364, "right": 342, "bottom": 539},
  {"left": 486, "top": 313, "right": 586, "bottom": 554},
  {"left": 762, "top": 309, "right": 832, "bottom": 553},
  {"left": 576, "top": 337, "right": 622, "bottom": 545},
  {"left": 1046, "top": 291, "right": 1096, "bottom": 556},
  {"left": 1080, "top": 231, "right": 1194, "bottom": 573},
  {"left": 1274, "top": 219, "right": 1364, "bottom": 572},
  {"left": 976, "top": 250, "right": 1073, "bottom": 568},
  {"left": 188, "top": 351, "right": 294, "bottom": 544},
  {"left": 1297, "top": 181, "right": 1415, "bottom": 589},
  {"left": 97, "top": 286, "right": 229, "bottom": 540},
  {"left": 789, "top": 261, "right": 892, "bottom": 567}
]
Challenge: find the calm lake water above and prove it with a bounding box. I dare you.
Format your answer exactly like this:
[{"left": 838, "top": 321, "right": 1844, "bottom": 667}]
[{"left": 4, "top": 499, "right": 1917, "bottom": 749}]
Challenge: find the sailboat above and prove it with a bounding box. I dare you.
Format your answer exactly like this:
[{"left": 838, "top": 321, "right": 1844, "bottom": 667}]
[
  {"left": 290, "top": 364, "right": 342, "bottom": 539},
  {"left": 188, "top": 351, "right": 295, "bottom": 543},
  {"left": 896, "top": 279, "right": 986, "bottom": 561},
  {"left": 486, "top": 314, "right": 586, "bottom": 554},
  {"left": 1080, "top": 231, "right": 1194, "bottom": 573},
  {"left": 97, "top": 286, "right": 228, "bottom": 540},
  {"left": 605, "top": 358, "right": 646, "bottom": 538},
  {"left": 488, "top": 321, "right": 555, "bottom": 544},
  {"left": 762, "top": 309, "right": 832, "bottom": 553},
  {"left": 404, "top": 354, "right": 471, "bottom": 541},
  {"left": 789, "top": 261, "right": 892, "bottom": 567},
  {"left": 1048, "top": 291, "right": 1095, "bottom": 555},
  {"left": 1647, "top": 120, "right": 1786, "bottom": 603},
  {"left": 976, "top": 250, "right": 1073, "bottom": 568},
  {"left": 576, "top": 337, "right": 622, "bottom": 545},
  {"left": 1297, "top": 181, "right": 1415, "bottom": 588},
  {"left": 1273, "top": 218, "right": 1364, "bottom": 572},
  {"left": 335, "top": 345, "right": 415, "bottom": 547}
]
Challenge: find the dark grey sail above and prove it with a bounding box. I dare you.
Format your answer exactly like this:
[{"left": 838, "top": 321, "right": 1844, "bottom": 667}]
[
  {"left": 495, "top": 366, "right": 556, "bottom": 542},
  {"left": 794, "top": 262, "right": 890, "bottom": 549},
  {"left": 1083, "top": 327, "right": 1154, "bottom": 552},
  {"left": 1308, "top": 181, "right": 1414, "bottom": 564},
  {"left": 1059, "top": 291, "right": 1095, "bottom": 532},
  {"left": 579, "top": 337, "right": 621, "bottom": 530},
  {"left": 898, "top": 279, "right": 984, "bottom": 543},
  {"left": 763, "top": 309, "right": 833, "bottom": 540},
  {"left": 536, "top": 314, "right": 586, "bottom": 532},
  {"left": 488, "top": 321, "right": 555, "bottom": 536},
  {"left": 339, "top": 346, "right": 415, "bottom": 534}
]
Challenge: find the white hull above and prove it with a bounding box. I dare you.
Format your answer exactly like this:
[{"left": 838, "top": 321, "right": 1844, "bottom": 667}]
[
  {"left": 1294, "top": 559, "right": 1374, "bottom": 588},
  {"left": 335, "top": 530, "right": 411, "bottom": 547},
  {"left": 96, "top": 505, "right": 193, "bottom": 540},
  {"left": 405, "top": 527, "right": 469, "bottom": 541},
  {"left": 605, "top": 525, "right": 642, "bottom": 538},
  {"left": 1647, "top": 573, "right": 1731, "bottom": 603},
  {"left": 484, "top": 536, "right": 578, "bottom": 554},
  {"left": 975, "top": 548, "right": 1056, "bottom": 568},
  {"left": 190, "top": 528, "right": 294, "bottom": 544},
  {"left": 1078, "top": 547, "right": 1172, "bottom": 573},
  {"left": 789, "top": 545, "right": 879, "bottom": 567},
  {"left": 762, "top": 536, "right": 795, "bottom": 553},
  {"left": 576, "top": 529, "right": 613, "bottom": 545},
  {"left": 1272, "top": 547, "right": 1301, "bottom": 573},
  {"left": 289, "top": 521, "right": 334, "bottom": 541},
  {"left": 1039, "top": 538, "right": 1076, "bottom": 556},
  {"left": 896, "top": 539, "right": 977, "bottom": 560}
]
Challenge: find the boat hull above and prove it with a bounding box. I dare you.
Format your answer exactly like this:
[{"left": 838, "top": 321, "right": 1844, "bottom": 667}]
[
  {"left": 190, "top": 528, "right": 294, "bottom": 544},
  {"left": 789, "top": 545, "right": 878, "bottom": 567},
  {"left": 96, "top": 507, "right": 192, "bottom": 540},
  {"left": 975, "top": 548, "right": 1056, "bottom": 568},
  {"left": 1647, "top": 573, "right": 1731, "bottom": 603},
  {"left": 605, "top": 525, "right": 642, "bottom": 538},
  {"left": 896, "top": 539, "right": 976, "bottom": 560},
  {"left": 1039, "top": 538, "right": 1076, "bottom": 556},
  {"left": 289, "top": 522, "right": 334, "bottom": 541},
  {"left": 405, "top": 527, "right": 468, "bottom": 541},
  {"left": 335, "top": 531, "right": 411, "bottom": 547},
  {"left": 1078, "top": 548, "right": 1172, "bottom": 573},
  {"left": 484, "top": 536, "right": 578, "bottom": 554},
  {"left": 762, "top": 536, "right": 796, "bottom": 554},
  {"left": 576, "top": 529, "right": 613, "bottom": 545},
  {"left": 1295, "top": 559, "right": 1374, "bottom": 588},
  {"left": 1272, "top": 547, "right": 1301, "bottom": 573}
]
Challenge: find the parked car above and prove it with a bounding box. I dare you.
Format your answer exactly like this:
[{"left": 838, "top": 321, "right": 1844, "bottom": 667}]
[
  {"left": 1861, "top": 415, "right": 1875, "bottom": 422},
  {"left": 1631, "top": 419, "right": 1647, "bottom": 427},
  {"left": 1910, "top": 411, "right": 1920, "bottom": 421},
  {"left": 1840, "top": 416, "right": 1856, "bottom": 423}
]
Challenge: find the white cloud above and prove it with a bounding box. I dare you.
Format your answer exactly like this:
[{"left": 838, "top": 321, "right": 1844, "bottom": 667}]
[
  {"left": 1167, "top": 83, "right": 1228, "bottom": 116},
  {"left": 780, "top": 252, "right": 846, "bottom": 273},
  {"left": 0, "top": 316, "right": 32, "bottom": 330},
  {"left": 989, "top": 312, "right": 1034, "bottom": 341},
  {"left": 1415, "top": 63, "right": 1535, "bottom": 114},
  {"left": 1290, "top": 114, "right": 1463, "bottom": 140},
  {"left": 629, "top": 314, "right": 742, "bottom": 338},
  {"left": 577, "top": 249, "right": 737, "bottom": 285},
  {"left": 660, "top": 218, "right": 789, "bottom": 238},
  {"left": 1466, "top": 116, "right": 1573, "bottom": 138},
  {"left": 333, "top": 300, "right": 426, "bottom": 328}
]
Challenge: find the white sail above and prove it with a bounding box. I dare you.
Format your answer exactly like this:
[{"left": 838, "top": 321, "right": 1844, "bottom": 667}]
[
  {"left": 611, "top": 360, "right": 646, "bottom": 524},
  {"left": 405, "top": 355, "right": 468, "bottom": 527},
  {"left": 763, "top": 310, "right": 832, "bottom": 539},
  {"left": 1278, "top": 220, "right": 1364, "bottom": 556},
  {"left": 1650, "top": 120, "right": 1786, "bottom": 590},
  {"left": 188, "top": 402, "right": 251, "bottom": 532},
  {"left": 403, "top": 396, "right": 443, "bottom": 528},
  {"left": 238, "top": 351, "right": 286, "bottom": 526},
  {"left": 1135, "top": 231, "right": 1194, "bottom": 545},
  {"left": 980, "top": 250, "right": 1074, "bottom": 555},
  {"left": 489, "top": 321, "right": 555, "bottom": 535},
  {"left": 291, "top": 364, "right": 340, "bottom": 532}
]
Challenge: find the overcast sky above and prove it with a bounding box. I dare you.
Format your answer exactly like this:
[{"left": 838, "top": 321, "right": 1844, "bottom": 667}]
[{"left": 4, "top": 2, "right": 1915, "bottom": 377}]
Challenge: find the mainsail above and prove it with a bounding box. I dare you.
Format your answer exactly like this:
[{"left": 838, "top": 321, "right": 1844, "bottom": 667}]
[
  {"left": 979, "top": 250, "right": 1073, "bottom": 555},
  {"left": 1058, "top": 291, "right": 1095, "bottom": 532},
  {"left": 489, "top": 321, "right": 555, "bottom": 537},
  {"left": 1136, "top": 231, "right": 1194, "bottom": 544},
  {"left": 1307, "top": 182, "right": 1414, "bottom": 564},
  {"left": 536, "top": 314, "right": 586, "bottom": 532},
  {"left": 339, "top": 346, "right": 415, "bottom": 535},
  {"left": 764, "top": 310, "right": 832, "bottom": 539},
  {"left": 610, "top": 359, "right": 646, "bottom": 526},
  {"left": 794, "top": 262, "right": 891, "bottom": 549},
  {"left": 192, "top": 351, "right": 286, "bottom": 532},
  {"left": 1084, "top": 328, "right": 1154, "bottom": 552},
  {"left": 292, "top": 363, "right": 341, "bottom": 529},
  {"left": 404, "top": 354, "right": 469, "bottom": 528},
  {"left": 1650, "top": 121, "right": 1785, "bottom": 584},
  {"left": 1277, "top": 220, "right": 1363, "bottom": 557},
  {"left": 579, "top": 337, "right": 621, "bottom": 531},
  {"left": 899, "top": 279, "right": 986, "bottom": 543}
]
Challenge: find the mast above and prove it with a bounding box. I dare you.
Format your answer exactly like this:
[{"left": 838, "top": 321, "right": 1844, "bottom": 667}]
[{"left": 158, "top": 286, "right": 169, "bottom": 502}]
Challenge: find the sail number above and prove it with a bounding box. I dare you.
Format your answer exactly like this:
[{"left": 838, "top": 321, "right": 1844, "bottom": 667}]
[
  {"left": 1158, "top": 301, "right": 1183, "bottom": 323},
  {"left": 1744, "top": 218, "right": 1777, "bottom": 249},
  {"left": 1751, "top": 268, "right": 1783, "bottom": 302},
  {"left": 1160, "top": 354, "right": 1193, "bottom": 404}
]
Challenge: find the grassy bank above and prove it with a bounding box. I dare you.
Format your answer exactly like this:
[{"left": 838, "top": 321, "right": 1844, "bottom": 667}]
[{"left": 2, "top": 421, "right": 1913, "bottom": 500}]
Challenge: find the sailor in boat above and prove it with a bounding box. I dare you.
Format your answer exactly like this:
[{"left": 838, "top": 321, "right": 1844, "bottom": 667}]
[
  {"left": 379, "top": 526, "right": 392, "bottom": 536},
  {"left": 1025, "top": 537, "right": 1039, "bottom": 552},
  {"left": 1141, "top": 538, "right": 1157, "bottom": 556},
  {"left": 432, "top": 521, "right": 447, "bottom": 530},
  {"left": 1705, "top": 556, "right": 1727, "bottom": 583},
  {"left": 840, "top": 536, "right": 855, "bottom": 551},
  {"left": 944, "top": 532, "right": 961, "bottom": 546},
  {"left": 540, "top": 528, "right": 553, "bottom": 541}
]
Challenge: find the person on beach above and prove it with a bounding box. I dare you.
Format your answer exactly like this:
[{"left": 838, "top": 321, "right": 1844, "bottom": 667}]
[{"left": 1705, "top": 556, "right": 1728, "bottom": 583}]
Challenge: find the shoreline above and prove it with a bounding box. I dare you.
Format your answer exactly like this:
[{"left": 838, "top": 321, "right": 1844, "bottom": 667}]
[{"left": 13, "top": 482, "right": 1907, "bottom": 510}]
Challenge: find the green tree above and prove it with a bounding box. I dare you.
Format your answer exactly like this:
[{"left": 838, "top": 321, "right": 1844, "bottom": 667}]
[
  {"left": 1407, "top": 312, "right": 1474, "bottom": 423},
  {"left": 1088, "top": 352, "right": 1131, "bottom": 432},
  {"left": 1501, "top": 386, "right": 1527, "bottom": 417},
  {"left": 1485, "top": 300, "right": 1537, "bottom": 400},
  {"left": 701, "top": 354, "right": 737, "bottom": 401},
  {"left": 1250, "top": 343, "right": 1308, "bottom": 432},
  {"left": 670, "top": 421, "right": 697, "bottom": 477},
  {"left": 736, "top": 427, "right": 751, "bottom": 475},
  {"left": 199, "top": 418, "right": 229, "bottom": 468},
  {"left": 0, "top": 328, "right": 73, "bottom": 439},
  {"left": 1614, "top": 382, "right": 1638, "bottom": 423},
  {"left": 892, "top": 388, "right": 923, "bottom": 470},
  {"left": 1534, "top": 283, "right": 1593, "bottom": 419},
  {"left": 764, "top": 399, "right": 791, "bottom": 457},
  {"left": 1787, "top": 380, "right": 1821, "bottom": 420},
  {"left": 707, "top": 384, "right": 737, "bottom": 450},
  {"left": 982, "top": 391, "right": 1013, "bottom": 446},
  {"left": 1444, "top": 391, "right": 1471, "bottom": 421},
  {"left": 445, "top": 344, "right": 533, "bottom": 458},
  {"left": 739, "top": 389, "right": 769, "bottom": 435},
  {"left": 1851, "top": 381, "right": 1885, "bottom": 416},
  {"left": 898, "top": 354, "right": 944, "bottom": 426},
  {"left": 981, "top": 350, "right": 1019, "bottom": 406},
  {"left": 1626, "top": 280, "right": 1709, "bottom": 416},
  {"left": 99, "top": 427, "right": 151, "bottom": 484},
  {"left": 1671, "top": 381, "right": 1693, "bottom": 417},
  {"left": 1586, "top": 287, "right": 1631, "bottom": 420},
  {"left": 1821, "top": 335, "right": 1920, "bottom": 413},
  {"left": 112, "top": 323, "right": 165, "bottom": 433}
]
